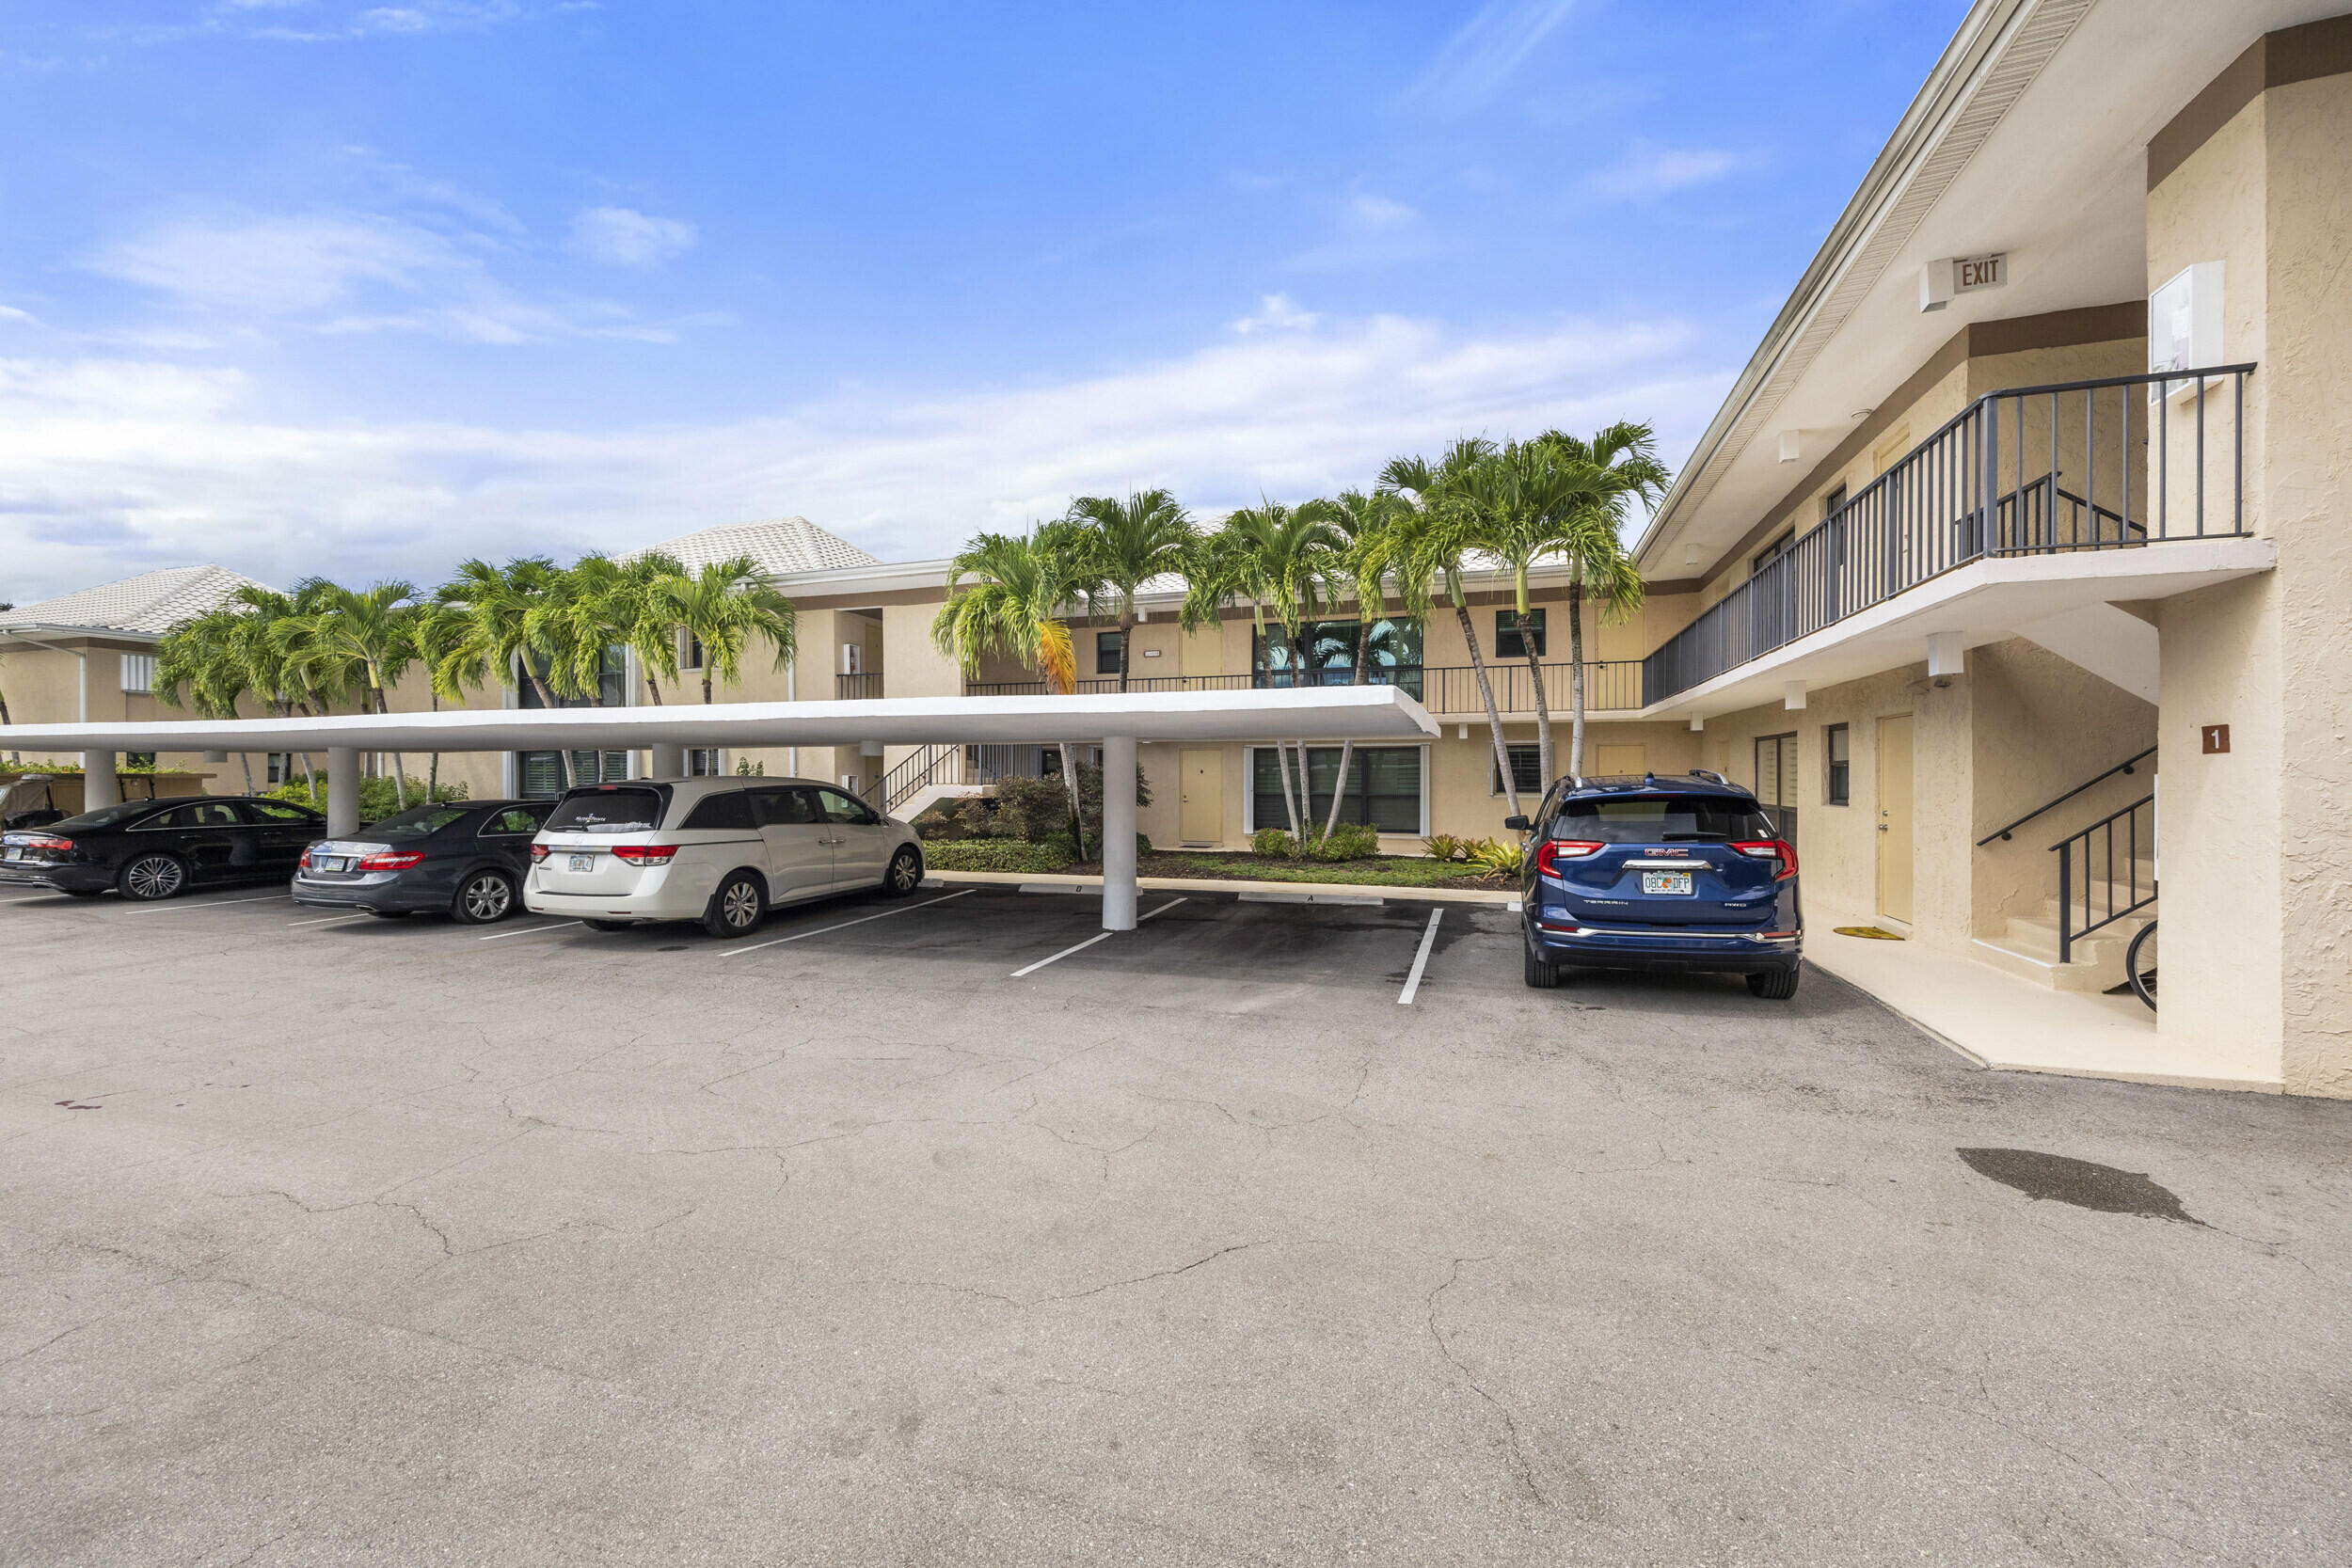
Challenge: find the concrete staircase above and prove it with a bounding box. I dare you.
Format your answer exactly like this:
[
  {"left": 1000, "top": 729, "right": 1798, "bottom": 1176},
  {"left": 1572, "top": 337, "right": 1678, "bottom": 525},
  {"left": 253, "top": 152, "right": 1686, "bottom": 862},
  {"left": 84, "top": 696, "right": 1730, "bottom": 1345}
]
[{"left": 1972, "top": 865, "right": 2154, "bottom": 992}]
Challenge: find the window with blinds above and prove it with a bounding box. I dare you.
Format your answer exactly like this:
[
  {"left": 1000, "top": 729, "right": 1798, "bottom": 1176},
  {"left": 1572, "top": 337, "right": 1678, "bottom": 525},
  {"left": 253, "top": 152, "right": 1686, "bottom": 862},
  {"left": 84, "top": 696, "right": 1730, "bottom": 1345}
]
[
  {"left": 1754, "top": 733, "right": 1799, "bottom": 848},
  {"left": 119, "top": 654, "right": 155, "bottom": 693}
]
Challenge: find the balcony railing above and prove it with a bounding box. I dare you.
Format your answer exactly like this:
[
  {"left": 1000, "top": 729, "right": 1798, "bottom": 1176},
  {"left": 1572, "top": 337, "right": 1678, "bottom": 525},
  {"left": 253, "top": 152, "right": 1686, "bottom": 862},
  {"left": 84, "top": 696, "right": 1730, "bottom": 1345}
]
[
  {"left": 962, "top": 660, "right": 1645, "bottom": 712},
  {"left": 836, "top": 673, "right": 882, "bottom": 700},
  {"left": 1645, "top": 363, "right": 2254, "bottom": 705}
]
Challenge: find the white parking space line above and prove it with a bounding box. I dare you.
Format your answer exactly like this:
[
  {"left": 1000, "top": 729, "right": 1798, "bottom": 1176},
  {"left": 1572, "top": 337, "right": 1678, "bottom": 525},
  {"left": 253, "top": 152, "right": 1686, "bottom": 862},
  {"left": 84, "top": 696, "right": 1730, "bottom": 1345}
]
[
  {"left": 288, "top": 913, "right": 373, "bottom": 927},
  {"left": 0, "top": 895, "right": 72, "bottom": 906},
  {"left": 479, "top": 920, "right": 583, "bottom": 942},
  {"left": 126, "top": 893, "right": 289, "bottom": 913},
  {"left": 720, "top": 889, "right": 973, "bottom": 958},
  {"left": 1009, "top": 896, "right": 1186, "bottom": 978},
  {"left": 1397, "top": 908, "right": 1444, "bottom": 1006}
]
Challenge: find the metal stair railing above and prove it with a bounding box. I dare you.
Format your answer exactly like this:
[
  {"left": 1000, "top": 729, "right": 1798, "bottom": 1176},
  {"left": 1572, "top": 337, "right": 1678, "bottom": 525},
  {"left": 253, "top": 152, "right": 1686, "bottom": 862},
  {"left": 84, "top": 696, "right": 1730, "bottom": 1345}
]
[
  {"left": 2055, "top": 794, "right": 2157, "bottom": 963},
  {"left": 1976, "top": 746, "right": 2155, "bottom": 847}
]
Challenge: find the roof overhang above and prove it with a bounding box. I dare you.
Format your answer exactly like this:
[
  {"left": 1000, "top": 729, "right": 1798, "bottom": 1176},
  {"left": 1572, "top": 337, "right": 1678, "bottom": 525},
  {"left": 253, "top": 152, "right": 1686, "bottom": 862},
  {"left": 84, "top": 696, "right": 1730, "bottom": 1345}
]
[
  {"left": 1636, "top": 0, "right": 2336, "bottom": 579},
  {"left": 0, "top": 686, "right": 1440, "bottom": 754},
  {"left": 0, "top": 625, "right": 159, "bottom": 647}
]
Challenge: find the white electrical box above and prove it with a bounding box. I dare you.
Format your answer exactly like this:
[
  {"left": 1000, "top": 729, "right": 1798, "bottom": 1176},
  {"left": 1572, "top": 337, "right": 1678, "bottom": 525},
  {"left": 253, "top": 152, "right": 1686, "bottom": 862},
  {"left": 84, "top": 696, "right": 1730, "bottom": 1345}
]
[
  {"left": 2149, "top": 261, "right": 2224, "bottom": 398},
  {"left": 840, "top": 774, "right": 861, "bottom": 796},
  {"left": 841, "top": 642, "right": 862, "bottom": 675}
]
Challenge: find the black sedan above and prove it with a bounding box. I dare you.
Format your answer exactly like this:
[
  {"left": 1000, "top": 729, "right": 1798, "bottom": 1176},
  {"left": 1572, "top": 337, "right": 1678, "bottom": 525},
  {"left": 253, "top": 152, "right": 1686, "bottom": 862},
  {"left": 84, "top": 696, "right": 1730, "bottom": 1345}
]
[
  {"left": 0, "top": 796, "right": 325, "bottom": 899},
  {"left": 291, "top": 800, "right": 553, "bottom": 924}
]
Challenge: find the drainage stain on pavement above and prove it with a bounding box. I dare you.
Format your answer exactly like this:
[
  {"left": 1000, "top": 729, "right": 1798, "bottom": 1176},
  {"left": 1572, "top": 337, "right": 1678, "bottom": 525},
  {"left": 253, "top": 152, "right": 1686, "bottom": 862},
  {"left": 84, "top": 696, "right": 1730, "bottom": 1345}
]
[{"left": 1958, "top": 1147, "right": 2200, "bottom": 1224}]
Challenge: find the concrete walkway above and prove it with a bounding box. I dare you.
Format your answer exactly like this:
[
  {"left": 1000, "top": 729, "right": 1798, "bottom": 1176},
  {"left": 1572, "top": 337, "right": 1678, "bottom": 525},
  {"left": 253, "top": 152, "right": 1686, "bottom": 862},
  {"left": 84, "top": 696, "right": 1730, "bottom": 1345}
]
[
  {"left": 1806, "top": 911, "right": 2280, "bottom": 1093},
  {"left": 928, "top": 868, "right": 1522, "bottom": 906}
]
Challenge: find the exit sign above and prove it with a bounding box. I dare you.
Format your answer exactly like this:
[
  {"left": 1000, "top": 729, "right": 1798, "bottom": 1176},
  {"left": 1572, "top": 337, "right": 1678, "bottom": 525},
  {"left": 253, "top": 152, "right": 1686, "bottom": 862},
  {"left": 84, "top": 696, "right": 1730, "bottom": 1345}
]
[{"left": 1954, "top": 253, "right": 2006, "bottom": 293}]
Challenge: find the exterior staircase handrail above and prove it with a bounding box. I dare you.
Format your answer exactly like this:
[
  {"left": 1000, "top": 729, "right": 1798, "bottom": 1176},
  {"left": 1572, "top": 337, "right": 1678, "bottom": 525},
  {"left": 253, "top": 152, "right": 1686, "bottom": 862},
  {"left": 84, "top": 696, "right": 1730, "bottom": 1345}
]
[{"left": 1976, "top": 745, "right": 2156, "bottom": 847}]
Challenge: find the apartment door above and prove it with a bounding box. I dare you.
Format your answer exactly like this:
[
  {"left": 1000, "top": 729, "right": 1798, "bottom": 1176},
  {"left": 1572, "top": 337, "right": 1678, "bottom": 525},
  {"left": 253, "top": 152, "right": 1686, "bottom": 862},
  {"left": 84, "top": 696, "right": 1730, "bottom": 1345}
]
[
  {"left": 1179, "top": 749, "right": 1222, "bottom": 844},
  {"left": 1877, "top": 714, "right": 1915, "bottom": 925}
]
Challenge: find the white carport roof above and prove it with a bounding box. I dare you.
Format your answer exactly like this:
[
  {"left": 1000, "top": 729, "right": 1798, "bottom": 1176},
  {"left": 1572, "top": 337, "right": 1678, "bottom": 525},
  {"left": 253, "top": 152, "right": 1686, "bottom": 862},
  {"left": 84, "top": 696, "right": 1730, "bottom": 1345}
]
[{"left": 0, "top": 686, "right": 1438, "bottom": 754}]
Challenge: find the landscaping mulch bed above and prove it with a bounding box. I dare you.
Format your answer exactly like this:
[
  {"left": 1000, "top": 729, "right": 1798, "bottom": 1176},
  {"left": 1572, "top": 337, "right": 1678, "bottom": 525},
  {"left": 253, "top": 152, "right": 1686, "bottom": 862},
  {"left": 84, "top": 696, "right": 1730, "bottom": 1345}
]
[{"left": 1057, "top": 850, "right": 1506, "bottom": 892}]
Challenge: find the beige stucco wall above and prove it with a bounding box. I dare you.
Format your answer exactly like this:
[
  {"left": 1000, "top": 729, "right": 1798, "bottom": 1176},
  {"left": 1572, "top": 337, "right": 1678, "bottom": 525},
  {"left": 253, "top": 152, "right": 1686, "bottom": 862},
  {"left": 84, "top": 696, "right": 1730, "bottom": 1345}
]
[{"left": 2146, "top": 68, "right": 2352, "bottom": 1093}]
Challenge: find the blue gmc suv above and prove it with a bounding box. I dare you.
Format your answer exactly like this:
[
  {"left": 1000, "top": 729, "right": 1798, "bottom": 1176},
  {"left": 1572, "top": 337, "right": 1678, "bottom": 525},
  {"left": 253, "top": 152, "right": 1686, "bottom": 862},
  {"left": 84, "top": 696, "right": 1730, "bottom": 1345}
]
[{"left": 1509, "top": 771, "right": 1802, "bottom": 998}]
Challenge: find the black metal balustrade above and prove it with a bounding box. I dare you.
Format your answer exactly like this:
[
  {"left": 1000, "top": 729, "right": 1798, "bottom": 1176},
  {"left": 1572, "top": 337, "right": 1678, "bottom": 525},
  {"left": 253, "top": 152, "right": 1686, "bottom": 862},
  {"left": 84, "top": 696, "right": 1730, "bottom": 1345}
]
[
  {"left": 1644, "top": 364, "right": 2255, "bottom": 705},
  {"left": 961, "top": 660, "right": 1646, "bottom": 712},
  {"left": 867, "top": 742, "right": 1043, "bottom": 816},
  {"left": 835, "top": 673, "right": 883, "bottom": 700},
  {"left": 2056, "top": 795, "right": 2157, "bottom": 963}
]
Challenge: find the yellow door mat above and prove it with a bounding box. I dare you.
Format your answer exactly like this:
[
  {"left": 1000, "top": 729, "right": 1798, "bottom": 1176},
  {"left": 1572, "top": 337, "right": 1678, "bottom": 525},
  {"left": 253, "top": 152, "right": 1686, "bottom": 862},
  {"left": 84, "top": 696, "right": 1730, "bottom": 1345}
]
[{"left": 1835, "top": 926, "right": 1905, "bottom": 940}]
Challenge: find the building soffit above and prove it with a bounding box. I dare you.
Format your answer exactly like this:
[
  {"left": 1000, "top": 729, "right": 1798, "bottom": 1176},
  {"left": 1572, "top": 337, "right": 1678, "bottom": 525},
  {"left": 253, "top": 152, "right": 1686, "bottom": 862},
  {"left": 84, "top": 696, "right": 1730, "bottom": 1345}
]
[{"left": 1634, "top": 0, "right": 2093, "bottom": 578}]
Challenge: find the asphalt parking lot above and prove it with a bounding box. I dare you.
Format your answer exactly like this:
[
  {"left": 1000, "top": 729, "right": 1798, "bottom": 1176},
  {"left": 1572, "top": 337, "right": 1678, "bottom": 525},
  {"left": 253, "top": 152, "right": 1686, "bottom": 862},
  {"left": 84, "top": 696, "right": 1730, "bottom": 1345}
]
[{"left": 4, "top": 879, "right": 2348, "bottom": 1566}]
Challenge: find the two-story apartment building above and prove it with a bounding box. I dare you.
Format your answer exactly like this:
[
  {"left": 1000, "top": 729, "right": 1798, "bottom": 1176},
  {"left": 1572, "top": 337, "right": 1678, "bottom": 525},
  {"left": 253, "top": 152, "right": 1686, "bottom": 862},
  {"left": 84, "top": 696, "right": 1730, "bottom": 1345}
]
[{"left": 7, "top": 0, "right": 2345, "bottom": 1095}]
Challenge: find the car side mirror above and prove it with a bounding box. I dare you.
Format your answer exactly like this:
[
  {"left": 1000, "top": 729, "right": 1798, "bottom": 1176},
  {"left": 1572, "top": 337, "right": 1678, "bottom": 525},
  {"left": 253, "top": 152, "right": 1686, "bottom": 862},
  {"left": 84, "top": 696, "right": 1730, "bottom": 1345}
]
[{"left": 1502, "top": 816, "right": 1531, "bottom": 832}]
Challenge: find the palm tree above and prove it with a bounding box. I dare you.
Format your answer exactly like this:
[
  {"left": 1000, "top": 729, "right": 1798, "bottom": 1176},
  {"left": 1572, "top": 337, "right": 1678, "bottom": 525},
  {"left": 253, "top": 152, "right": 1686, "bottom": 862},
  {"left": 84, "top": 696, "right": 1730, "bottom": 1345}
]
[
  {"left": 1535, "top": 423, "right": 1669, "bottom": 779},
  {"left": 604, "top": 551, "right": 691, "bottom": 705},
  {"left": 1379, "top": 439, "right": 1527, "bottom": 816},
  {"left": 153, "top": 606, "right": 259, "bottom": 790},
  {"left": 1312, "top": 487, "right": 1410, "bottom": 837},
  {"left": 433, "top": 556, "right": 575, "bottom": 787},
  {"left": 666, "top": 555, "right": 799, "bottom": 705},
  {"left": 1183, "top": 499, "right": 1346, "bottom": 841},
  {"left": 932, "top": 521, "right": 1096, "bottom": 855},
  {"left": 235, "top": 585, "right": 327, "bottom": 796},
  {"left": 276, "top": 578, "right": 421, "bottom": 810},
  {"left": 1063, "top": 488, "right": 1194, "bottom": 691}
]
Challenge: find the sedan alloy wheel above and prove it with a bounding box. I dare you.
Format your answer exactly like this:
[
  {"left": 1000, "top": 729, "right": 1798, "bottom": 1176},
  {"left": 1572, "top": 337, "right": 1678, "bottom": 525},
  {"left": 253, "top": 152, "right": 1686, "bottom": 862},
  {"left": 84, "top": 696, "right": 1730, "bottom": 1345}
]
[
  {"left": 456, "top": 871, "right": 515, "bottom": 924},
  {"left": 119, "top": 853, "right": 186, "bottom": 901}
]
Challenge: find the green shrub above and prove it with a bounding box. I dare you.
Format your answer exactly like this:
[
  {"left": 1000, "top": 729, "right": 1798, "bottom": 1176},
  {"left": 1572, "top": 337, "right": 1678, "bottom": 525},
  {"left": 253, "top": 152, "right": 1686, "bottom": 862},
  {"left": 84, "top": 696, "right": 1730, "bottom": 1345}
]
[
  {"left": 920, "top": 838, "right": 1077, "bottom": 874},
  {"left": 1252, "top": 827, "right": 1295, "bottom": 858},
  {"left": 1423, "top": 833, "right": 1467, "bottom": 863},
  {"left": 912, "top": 802, "right": 963, "bottom": 841},
  {"left": 266, "top": 775, "right": 468, "bottom": 825},
  {"left": 1316, "top": 821, "right": 1381, "bottom": 861}
]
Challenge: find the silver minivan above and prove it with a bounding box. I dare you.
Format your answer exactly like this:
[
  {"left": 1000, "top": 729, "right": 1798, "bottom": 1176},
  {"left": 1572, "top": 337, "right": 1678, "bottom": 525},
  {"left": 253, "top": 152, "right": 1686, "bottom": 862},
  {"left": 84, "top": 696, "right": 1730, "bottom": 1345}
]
[{"left": 524, "top": 777, "right": 925, "bottom": 937}]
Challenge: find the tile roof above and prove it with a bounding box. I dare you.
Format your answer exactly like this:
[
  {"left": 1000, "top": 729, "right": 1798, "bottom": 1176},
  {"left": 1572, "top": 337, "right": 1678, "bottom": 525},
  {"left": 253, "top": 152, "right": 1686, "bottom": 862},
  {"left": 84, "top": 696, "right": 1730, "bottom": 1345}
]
[
  {"left": 628, "top": 517, "right": 880, "bottom": 578},
  {"left": 0, "top": 565, "right": 272, "bottom": 637}
]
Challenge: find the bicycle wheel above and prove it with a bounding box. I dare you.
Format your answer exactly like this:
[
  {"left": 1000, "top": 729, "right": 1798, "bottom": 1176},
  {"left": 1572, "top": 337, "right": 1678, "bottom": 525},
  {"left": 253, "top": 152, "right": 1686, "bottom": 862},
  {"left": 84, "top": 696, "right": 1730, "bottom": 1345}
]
[{"left": 2126, "top": 920, "right": 2157, "bottom": 1011}]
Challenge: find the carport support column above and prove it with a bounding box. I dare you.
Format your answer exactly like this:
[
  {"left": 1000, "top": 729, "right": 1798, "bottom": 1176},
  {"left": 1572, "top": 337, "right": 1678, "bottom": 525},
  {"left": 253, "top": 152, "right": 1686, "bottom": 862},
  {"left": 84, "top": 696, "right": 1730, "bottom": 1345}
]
[
  {"left": 80, "top": 751, "right": 119, "bottom": 809},
  {"left": 1102, "top": 734, "right": 1137, "bottom": 931},
  {"left": 326, "top": 747, "right": 361, "bottom": 838},
  {"left": 647, "top": 741, "right": 684, "bottom": 779}
]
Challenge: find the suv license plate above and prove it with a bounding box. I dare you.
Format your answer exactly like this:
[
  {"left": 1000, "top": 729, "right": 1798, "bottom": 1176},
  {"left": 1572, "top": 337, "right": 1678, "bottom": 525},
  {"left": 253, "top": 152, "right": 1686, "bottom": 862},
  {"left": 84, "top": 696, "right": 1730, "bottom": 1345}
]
[
  {"left": 1641, "top": 870, "right": 1693, "bottom": 895},
  {"left": 569, "top": 854, "right": 595, "bottom": 873}
]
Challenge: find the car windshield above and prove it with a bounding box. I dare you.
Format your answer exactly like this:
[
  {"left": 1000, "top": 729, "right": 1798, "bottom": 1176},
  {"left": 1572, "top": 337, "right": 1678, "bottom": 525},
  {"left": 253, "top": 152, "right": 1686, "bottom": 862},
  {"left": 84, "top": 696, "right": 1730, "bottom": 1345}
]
[
  {"left": 1556, "top": 796, "right": 1776, "bottom": 843},
  {"left": 51, "top": 801, "right": 161, "bottom": 831},
  {"left": 367, "top": 805, "right": 472, "bottom": 839},
  {"left": 544, "top": 787, "right": 664, "bottom": 834}
]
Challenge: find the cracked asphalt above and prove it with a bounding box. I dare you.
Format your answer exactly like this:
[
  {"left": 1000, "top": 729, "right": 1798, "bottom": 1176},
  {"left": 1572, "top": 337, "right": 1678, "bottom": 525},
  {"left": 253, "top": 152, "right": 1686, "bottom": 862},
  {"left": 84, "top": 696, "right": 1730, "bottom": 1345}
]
[{"left": 3, "top": 881, "right": 2348, "bottom": 1565}]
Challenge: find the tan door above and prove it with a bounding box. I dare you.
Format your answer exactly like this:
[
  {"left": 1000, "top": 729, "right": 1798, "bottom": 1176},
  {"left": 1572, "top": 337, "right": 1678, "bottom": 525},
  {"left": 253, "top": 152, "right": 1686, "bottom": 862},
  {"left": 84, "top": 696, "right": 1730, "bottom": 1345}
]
[
  {"left": 1594, "top": 744, "right": 1646, "bottom": 777},
  {"left": 1180, "top": 749, "right": 1223, "bottom": 844},
  {"left": 1877, "top": 714, "right": 1915, "bottom": 925}
]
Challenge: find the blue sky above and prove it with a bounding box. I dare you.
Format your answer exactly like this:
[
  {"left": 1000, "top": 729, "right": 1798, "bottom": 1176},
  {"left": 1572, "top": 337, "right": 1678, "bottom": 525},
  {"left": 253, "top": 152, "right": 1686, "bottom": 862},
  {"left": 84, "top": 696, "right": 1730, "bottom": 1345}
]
[{"left": 0, "top": 0, "right": 1964, "bottom": 602}]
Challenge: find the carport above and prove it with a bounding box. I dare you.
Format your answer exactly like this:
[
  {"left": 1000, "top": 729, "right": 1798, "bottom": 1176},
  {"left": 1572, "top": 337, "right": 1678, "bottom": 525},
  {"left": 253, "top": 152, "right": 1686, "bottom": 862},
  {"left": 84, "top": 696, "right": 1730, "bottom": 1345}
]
[{"left": 0, "top": 686, "right": 1438, "bottom": 930}]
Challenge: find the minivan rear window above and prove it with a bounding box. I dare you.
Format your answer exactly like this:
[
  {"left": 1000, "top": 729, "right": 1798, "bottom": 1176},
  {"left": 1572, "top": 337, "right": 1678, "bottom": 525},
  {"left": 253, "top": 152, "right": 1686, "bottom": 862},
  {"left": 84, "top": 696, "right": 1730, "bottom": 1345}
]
[
  {"left": 1556, "top": 796, "right": 1775, "bottom": 843},
  {"left": 545, "top": 787, "right": 666, "bottom": 835}
]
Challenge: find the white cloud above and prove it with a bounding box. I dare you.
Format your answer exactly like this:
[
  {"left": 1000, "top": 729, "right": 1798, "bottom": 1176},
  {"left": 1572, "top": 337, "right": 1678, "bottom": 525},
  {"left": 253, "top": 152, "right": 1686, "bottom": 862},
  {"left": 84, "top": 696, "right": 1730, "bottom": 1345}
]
[
  {"left": 566, "top": 206, "right": 698, "bottom": 270},
  {"left": 0, "top": 308, "right": 1731, "bottom": 602},
  {"left": 1591, "top": 142, "right": 1767, "bottom": 199},
  {"left": 1403, "top": 0, "right": 1578, "bottom": 116},
  {"left": 1231, "top": 293, "right": 1318, "bottom": 335},
  {"left": 1345, "top": 194, "right": 1418, "bottom": 231},
  {"left": 0, "top": 304, "right": 40, "bottom": 325},
  {"left": 82, "top": 208, "right": 676, "bottom": 344}
]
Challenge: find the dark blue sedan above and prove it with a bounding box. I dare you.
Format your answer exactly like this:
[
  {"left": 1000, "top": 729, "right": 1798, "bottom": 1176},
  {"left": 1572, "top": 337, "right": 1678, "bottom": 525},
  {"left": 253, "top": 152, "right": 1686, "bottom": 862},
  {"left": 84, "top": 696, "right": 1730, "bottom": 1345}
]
[{"left": 1510, "top": 771, "right": 1802, "bottom": 998}]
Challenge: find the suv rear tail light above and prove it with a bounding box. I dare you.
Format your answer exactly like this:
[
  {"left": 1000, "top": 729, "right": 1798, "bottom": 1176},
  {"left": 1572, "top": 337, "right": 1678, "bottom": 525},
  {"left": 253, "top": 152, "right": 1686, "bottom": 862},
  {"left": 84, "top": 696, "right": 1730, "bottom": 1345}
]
[
  {"left": 530, "top": 843, "right": 551, "bottom": 863},
  {"left": 357, "top": 850, "right": 427, "bottom": 871},
  {"left": 1534, "top": 840, "right": 1604, "bottom": 877},
  {"left": 1732, "top": 839, "right": 1800, "bottom": 880},
  {"left": 612, "top": 844, "right": 679, "bottom": 865}
]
